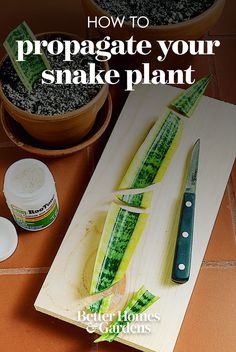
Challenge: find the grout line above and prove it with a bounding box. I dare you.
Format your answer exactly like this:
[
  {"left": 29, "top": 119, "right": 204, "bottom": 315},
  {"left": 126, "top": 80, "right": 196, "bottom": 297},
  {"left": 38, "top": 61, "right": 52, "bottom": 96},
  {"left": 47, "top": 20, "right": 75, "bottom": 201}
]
[
  {"left": 0, "top": 267, "right": 49, "bottom": 275},
  {"left": 87, "top": 145, "right": 96, "bottom": 177},
  {"left": 205, "top": 32, "right": 219, "bottom": 99},
  {"left": 206, "top": 32, "right": 235, "bottom": 100},
  {"left": 207, "top": 33, "right": 236, "bottom": 38},
  {"left": 202, "top": 260, "right": 236, "bottom": 268},
  {"left": 0, "top": 142, "right": 16, "bottom": 148},
  {"left": 207, "top": 55, "right": 219, "bottom": 99},
  {"left": 227, "top": 179, "right": 236, "bottom": 243},
  {"left": 90, "top": 341, "right": 98, "bottom": 352}
]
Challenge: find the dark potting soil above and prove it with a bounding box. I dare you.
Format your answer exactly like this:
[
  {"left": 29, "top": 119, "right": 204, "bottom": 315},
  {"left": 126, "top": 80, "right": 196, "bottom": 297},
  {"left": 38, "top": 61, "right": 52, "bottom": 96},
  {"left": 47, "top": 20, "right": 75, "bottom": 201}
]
[
  {"left": 95, "top": 0, "right": 215, "bottom": 25},
  {"left": 0, "top": 38, "right": 103, "bottom": 116}
]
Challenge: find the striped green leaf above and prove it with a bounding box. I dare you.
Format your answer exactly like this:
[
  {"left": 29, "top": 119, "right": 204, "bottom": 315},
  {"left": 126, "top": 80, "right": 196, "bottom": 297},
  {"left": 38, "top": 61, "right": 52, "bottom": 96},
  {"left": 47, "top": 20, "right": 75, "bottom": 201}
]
[
  {"left": 117, "top": 110, "right": 183, "bottom": 208},
  {"left": 94, "top": 285, "right": 159, "bottom": 343},
  {"left": 170, "top": 75, "right": 211, "bottom": 117},
  {"left": 3, "top": 21, "right": 51, "bottom": 91},
  {"left": 89, "top": 203, "right": 148, "bottom": 313}
]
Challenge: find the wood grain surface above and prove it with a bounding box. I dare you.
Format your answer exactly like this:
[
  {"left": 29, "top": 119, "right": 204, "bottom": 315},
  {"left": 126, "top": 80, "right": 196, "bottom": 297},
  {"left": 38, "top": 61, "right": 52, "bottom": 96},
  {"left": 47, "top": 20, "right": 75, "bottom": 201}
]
[{"left": 35, "top": 84, "right": 236, "bottom": 352}]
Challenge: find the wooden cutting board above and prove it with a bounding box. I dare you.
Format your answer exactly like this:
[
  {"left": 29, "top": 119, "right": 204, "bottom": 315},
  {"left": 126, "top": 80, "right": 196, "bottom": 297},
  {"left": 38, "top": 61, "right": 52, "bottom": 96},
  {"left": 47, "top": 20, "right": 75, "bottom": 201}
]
[{"left": 35, "top": 84, "right": 236, "bottom": 352}]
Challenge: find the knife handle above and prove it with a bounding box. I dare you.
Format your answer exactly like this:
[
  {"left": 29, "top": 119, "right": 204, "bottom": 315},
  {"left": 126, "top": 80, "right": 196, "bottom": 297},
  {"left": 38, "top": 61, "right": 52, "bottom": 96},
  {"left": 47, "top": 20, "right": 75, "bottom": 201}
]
[{"left": 172, "top": 192, "right": 195, "bottom": 284}]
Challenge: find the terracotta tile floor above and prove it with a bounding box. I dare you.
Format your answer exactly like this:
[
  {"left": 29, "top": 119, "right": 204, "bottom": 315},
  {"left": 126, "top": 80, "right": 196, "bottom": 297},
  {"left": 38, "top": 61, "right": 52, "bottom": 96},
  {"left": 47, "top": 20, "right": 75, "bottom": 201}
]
[{"left": 0, "top": 3, "right": 236, "bottom": 352}]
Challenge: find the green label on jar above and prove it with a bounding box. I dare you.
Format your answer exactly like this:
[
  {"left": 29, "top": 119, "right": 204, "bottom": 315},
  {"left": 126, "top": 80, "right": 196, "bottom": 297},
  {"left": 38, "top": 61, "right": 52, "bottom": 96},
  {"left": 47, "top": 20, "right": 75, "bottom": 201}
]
[{"left": 10, "top": 196, "right": 59, "bottom": 231}]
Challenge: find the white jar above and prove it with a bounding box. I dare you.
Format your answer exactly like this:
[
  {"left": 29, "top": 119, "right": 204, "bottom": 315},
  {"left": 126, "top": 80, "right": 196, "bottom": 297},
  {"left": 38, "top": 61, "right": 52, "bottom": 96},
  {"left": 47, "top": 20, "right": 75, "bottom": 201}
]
[{"left": 3, "top": 158, "right": 59, "bottom": 231}]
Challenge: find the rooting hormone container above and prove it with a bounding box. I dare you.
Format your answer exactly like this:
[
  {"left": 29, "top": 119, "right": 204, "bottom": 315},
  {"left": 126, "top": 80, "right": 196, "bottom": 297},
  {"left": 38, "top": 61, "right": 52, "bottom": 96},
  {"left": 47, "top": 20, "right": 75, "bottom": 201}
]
[{"left": 3, "top": 159, "right": 59, "bottom": 231}]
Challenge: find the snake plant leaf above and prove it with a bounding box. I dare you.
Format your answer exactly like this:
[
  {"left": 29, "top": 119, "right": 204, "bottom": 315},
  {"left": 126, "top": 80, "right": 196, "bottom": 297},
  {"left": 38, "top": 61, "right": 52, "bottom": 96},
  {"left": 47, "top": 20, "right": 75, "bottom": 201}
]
[
  {"left": 88, "top": 294, "right": 113, "bottom": 314},
  {"left": 170, "top": 75, "right": 211, "bottom": 117},
  {"left": 117, "top": 109, "right": 183, "bottom": 208},
  {"left": 89, "top": 203, "right": 148, "bottom": 313},
  {"left": 94, "top": 285, "right": 159, "bottom": 343},
  {"left": 3, "top": 21, "right": 51, "bottom": 91},
  {"left": 116, "top": 191, "right": 153, "bottom": 209}
]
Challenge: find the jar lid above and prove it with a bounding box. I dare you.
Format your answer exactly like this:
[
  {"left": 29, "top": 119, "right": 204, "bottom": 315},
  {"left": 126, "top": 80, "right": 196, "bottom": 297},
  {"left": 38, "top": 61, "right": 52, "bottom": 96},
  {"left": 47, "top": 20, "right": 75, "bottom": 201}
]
[
  {"left": 3, "top": 158, "right": 55, "bottom": 204},
  {"left": 0, "top": 217, "right": 18, "bottom": 262}
]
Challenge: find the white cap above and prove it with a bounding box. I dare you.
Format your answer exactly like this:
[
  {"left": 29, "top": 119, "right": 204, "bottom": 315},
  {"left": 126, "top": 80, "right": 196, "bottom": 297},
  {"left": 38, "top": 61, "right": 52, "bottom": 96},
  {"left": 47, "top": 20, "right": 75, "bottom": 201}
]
[{"left": 0, "top": 217, "right": 18, "bottom": 261}]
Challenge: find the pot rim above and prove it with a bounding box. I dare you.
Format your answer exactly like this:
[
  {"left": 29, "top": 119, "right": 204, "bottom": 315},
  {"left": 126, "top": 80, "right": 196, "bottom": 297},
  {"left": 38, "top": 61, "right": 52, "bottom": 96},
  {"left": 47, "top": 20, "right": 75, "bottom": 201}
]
[
  {"left": 84, "top": 0, "right": 225, "bottom": 31},
  {"left": 0, "top": 31, "right": 109, "bottom": 122},
  {"left": 0, "top": 93, "right": 113, "bottom": 157}
]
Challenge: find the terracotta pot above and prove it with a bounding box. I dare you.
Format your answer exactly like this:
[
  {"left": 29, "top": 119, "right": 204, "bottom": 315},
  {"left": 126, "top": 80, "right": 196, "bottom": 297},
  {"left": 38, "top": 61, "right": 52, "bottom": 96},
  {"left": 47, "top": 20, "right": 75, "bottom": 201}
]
[
  {"left": 1, "top": 93, "right": 112, "bottom": 158},
  {"left": 0, "top": 32, "right": 109, "bottom": 147},
  {"left": 82, "top": 0, "right": 225, "bottom": 70}
]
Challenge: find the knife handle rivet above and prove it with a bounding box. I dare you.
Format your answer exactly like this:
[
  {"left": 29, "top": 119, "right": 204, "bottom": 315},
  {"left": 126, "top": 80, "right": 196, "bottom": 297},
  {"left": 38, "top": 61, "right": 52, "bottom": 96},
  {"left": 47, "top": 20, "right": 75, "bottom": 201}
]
[
  {"left": 178, "top": 264, "right": 185, "bottom": 271},
  {"left": 185, "top": 201, "right": 192, "bottom": 207},
  {"left": 182, "top": 232, "right": 189, "bottom": 238}
]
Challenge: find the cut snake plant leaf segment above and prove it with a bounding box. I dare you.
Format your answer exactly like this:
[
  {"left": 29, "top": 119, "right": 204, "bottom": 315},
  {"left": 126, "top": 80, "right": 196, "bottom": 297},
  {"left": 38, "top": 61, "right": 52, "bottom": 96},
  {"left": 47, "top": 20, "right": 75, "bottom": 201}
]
[
  {"left": 3, "top": 21, "right": 51, "bottom": 91},
  {"left": 88, "top": 294, "right": 113, "bottom": 314},
  {"left": 89, "top": 203, "right": 148, "bottom": 306},
  {"left": 170, "top": 75, "right": 211, "bottom": 117},
  {"left": 117, "top": 109, "right": 183, "bottom": 207},
  {"left": 116, "top": 191, "right": 153, "bottom": 209},
  {"left": 94, "top": 286, "right": 159, "bottom": 343}
]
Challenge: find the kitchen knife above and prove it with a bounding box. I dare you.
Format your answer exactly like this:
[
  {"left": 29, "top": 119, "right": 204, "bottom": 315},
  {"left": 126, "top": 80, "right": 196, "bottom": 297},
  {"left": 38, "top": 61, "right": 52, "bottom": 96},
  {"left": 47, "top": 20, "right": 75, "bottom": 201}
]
[{"left": 172, "top": 139, "right": 200, "bottom": 284}]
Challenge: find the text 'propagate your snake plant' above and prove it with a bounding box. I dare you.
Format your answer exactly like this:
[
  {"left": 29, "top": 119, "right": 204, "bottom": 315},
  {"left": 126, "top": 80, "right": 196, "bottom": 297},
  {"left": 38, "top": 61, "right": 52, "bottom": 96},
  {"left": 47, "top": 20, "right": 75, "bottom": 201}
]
[{"left": 16, "top": 37, "right": 220, "bottom": 91}]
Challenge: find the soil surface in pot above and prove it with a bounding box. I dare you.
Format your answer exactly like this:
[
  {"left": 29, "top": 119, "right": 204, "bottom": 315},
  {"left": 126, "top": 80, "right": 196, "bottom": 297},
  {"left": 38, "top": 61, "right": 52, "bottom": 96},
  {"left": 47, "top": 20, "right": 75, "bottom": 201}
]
[
  {"left": 95, "top": 0, "right": 215, "bottom": 26},
  {"left": 0, "top": 36, "right": 103, "bottom": 116}
]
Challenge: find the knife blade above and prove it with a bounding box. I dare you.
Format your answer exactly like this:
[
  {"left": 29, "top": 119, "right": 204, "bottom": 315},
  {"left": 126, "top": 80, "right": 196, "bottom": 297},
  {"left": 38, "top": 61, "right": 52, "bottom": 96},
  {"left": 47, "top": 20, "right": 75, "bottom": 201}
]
[{"left": 171, "top": 139, "right": 200, "bottom": 284}]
